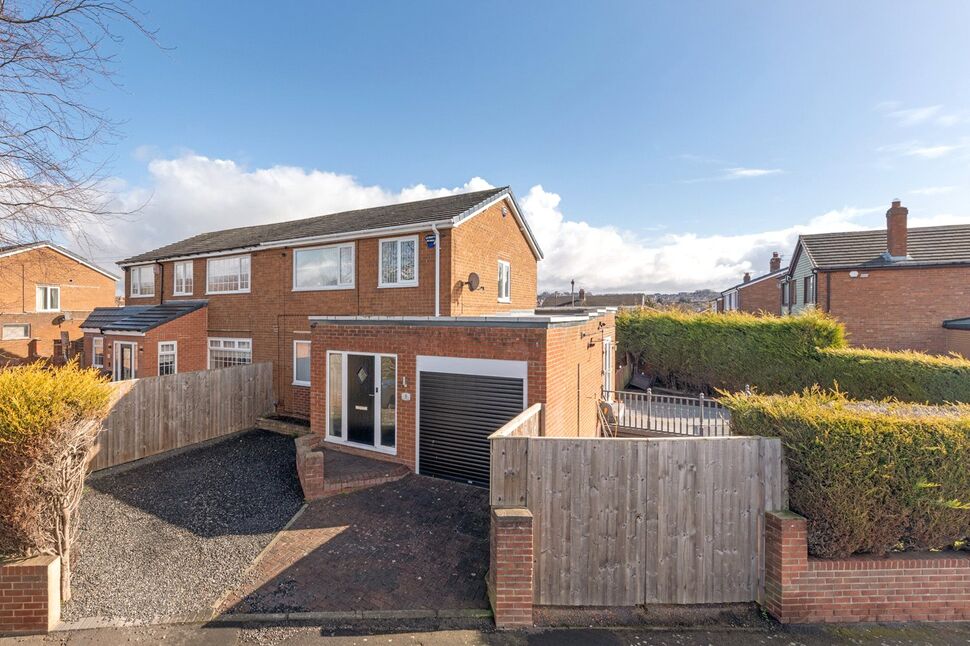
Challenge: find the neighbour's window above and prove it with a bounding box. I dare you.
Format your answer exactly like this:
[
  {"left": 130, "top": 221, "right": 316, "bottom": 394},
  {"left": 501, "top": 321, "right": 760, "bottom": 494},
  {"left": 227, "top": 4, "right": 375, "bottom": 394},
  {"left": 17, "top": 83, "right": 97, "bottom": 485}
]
[
  {"left": 293, "top": 244, "right": 354, "bottom": 290},
  {"left": 35, "top": 285, "right": 60, "bottom": 312},
  {"left": 724, "top": 291, "right": 738, "bottom": 311},
  {"left": 92, "top": 337, "right": 104, "bottom": 368},
  {"left": 129, "top": 265, "right": 155, "bottom": 297},
  {"left": 2, "top": 324, "right": 29, "bottom": 340},
  {"left": 207, "top": 255, "right": 251, "bottom": 294},
  {"left": 781, "top": 281, "right": 790, "bottom": 306},
  {"left": 174, "top": 261, "right": 194, "bottom": 295},
  {"left": 804, "top": 275, "right": 816, "bottom": 304},
  {"left": 208, "top": 338, "right": 252, "bottom": 368},
  {"left": 378, "top": 236, "right": 417, "bottom": 287},
  {"left": 497, "top": 260, "right": 511, "bottom": 303},
  {"left": 158, "top": 341, "right": 177, "bottom": 376},
  {"left": 293, "top": 340, "right": 311, "bottom": 385}
]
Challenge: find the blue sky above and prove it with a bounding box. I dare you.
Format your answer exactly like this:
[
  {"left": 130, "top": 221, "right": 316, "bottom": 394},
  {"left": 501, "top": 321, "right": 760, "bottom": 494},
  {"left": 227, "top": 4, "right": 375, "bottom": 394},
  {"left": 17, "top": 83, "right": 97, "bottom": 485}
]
[{"left": 85, "top": 1, "right": 970, "bottom": 291}]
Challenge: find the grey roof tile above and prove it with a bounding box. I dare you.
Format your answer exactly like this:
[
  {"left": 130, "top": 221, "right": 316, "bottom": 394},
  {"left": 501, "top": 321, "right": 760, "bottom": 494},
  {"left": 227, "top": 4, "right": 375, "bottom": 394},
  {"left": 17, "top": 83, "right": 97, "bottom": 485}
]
[
  {"left": 799, "top": 224, "right": 970, "bottom": 269},
  {"left": 120, "top": 187, "right": 511, "bottom": 264}
]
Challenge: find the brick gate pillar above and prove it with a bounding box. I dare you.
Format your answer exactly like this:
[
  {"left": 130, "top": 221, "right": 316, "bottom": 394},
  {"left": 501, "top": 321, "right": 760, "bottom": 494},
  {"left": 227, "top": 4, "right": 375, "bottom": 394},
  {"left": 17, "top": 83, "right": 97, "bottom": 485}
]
[{"left": 489, "top": 507, "right": 534, "bottom": 628}]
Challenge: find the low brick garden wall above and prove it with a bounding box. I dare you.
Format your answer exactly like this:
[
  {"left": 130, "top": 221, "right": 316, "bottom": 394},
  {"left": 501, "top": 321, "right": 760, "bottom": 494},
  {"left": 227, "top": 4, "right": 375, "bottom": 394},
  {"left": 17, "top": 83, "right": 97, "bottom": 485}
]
[
  {"left": 765, "top": 510, "right": 970, "bottom": 623},
  {"left": 0, "top": 555, "right": 60, "bottom": 635}
]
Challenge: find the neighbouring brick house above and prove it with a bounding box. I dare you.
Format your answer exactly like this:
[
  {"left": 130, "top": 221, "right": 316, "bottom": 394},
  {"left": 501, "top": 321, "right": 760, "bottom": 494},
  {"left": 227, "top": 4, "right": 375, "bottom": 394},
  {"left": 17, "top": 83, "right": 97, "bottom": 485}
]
[
  {"left": 0, "top": 242, "right": 118, "bottom": 364},
  {"left": 84, "top": 188, "right": 616, "bottom": 486},
  {"left": 782, "top": 200, "right": 970, "bottom": 353},
  {"left": 716, "top": 252, "right": 787, "bottom": 313}
]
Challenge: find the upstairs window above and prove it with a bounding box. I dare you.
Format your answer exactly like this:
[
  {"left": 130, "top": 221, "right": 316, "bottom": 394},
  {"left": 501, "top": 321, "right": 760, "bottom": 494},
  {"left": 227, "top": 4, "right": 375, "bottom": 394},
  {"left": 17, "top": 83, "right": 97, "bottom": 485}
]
[
  {"left": 129, "top": 265, "right": 155, "bottom": 298},
  {"left": 158, "top": 341, "right": 177, "bottom": 376},
  {"left": 36, "top": 285, "right": 60, "bottom": 311},
  {"left": 208, "top": 338, "right": 252, "bottom": 369},
  {"left": 497, "top": 260, "right": 511, "bottom": 303},
  {"left": 173, "top": 261, "right": 194, "bottom": 296},
  {"left": 379, "top": 236, "right": 417, "bottom": 287},
  {"left": 207, "top": 255, "right": 251, "bottom": 294},
  {"left": 92, "top": 336, "right": 104, "bottom": 368},
  {"left": 293, "top": 243, "right": 354, "bottom": 290},
  {"left": 2, "top": 324, "right": 29, "bottom": 340}
]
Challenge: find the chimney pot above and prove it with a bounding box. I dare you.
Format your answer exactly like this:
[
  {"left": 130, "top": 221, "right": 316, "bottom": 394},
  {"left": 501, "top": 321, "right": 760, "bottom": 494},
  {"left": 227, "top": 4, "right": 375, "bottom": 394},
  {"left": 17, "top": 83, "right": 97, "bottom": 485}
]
[{"left": 886, "top": 199, "right": 909, "bottom": 258}]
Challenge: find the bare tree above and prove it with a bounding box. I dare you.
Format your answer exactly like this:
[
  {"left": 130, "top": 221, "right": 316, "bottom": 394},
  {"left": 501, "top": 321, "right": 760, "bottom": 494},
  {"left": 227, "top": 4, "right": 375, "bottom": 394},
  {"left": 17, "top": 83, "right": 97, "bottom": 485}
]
[{"left": 0, "top": 0, "right": 156, "bottom": 249}]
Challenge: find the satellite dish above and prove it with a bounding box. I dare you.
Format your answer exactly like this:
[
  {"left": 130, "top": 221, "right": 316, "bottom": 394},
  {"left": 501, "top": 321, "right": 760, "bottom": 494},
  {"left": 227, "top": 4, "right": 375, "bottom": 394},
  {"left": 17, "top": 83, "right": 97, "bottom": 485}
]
[{"left": 467, "top": 272, "right": 480, "bottom": 291}]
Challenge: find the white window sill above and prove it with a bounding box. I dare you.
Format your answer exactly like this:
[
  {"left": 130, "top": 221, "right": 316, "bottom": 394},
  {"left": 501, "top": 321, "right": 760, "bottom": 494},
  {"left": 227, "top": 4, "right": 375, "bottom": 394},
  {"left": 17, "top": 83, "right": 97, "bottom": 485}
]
[
  {"left": 497, "top": 297, "right": 511, "bottom": 304},
  {"left": 378, "top": 282, "right": 418, "bottom": 289},
  {"left": 292, "top": 284, "right": 355, "bottom": 292},
  {"left": 128, "top": 294, "right": 155, "bottom": 299},
  {"left": 292, "top": 380, "right": 311, "bottom": 387},
  {"left": 172, "top": 291, "right": 193, "bottom": 297},
  {"left": 205, "top": 289, "right": 251, "bottom": 295}
]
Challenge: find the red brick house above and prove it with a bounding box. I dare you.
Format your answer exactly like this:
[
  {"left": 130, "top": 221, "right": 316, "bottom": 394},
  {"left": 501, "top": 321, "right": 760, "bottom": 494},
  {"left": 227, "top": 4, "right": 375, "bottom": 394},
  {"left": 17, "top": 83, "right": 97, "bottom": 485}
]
[
  {"left": 0, "top": 242, "right": 118, "bottom": 364},
  {"left": 781, "top": 200, "right": 970, "bottom": 353},
  {"left": 717, "top": 252, "right": 787, "bottom": 313},
  {"left": 84, "top": 187, "right": 616, "bottom": 486}
]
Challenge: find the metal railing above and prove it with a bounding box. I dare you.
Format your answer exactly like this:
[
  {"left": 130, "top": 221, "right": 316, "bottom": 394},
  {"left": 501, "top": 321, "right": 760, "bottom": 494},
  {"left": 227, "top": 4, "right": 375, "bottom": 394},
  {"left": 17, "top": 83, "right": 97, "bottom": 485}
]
[{"left": 603, "top": 388, "right": 731, "bottom": 437}]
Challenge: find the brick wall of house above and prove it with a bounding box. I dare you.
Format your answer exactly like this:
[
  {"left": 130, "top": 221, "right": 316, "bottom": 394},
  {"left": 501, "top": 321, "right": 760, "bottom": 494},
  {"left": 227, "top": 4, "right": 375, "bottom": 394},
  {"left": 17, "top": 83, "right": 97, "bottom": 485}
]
[
  {"left": 0, "top": 555, "right": 60, "bottom": 634},
  {"left": 449, "top": 198, "right": 539, "bottom": 315},
  {"left": 0, "top": 246, "right": 116, "bottom": 361},
  {"left": 821, "top": 265, "right": 970, "bottom": 353},
  {"left": 736, "top": 278, "right": 782, "bottom": 314},
  {"left": 944, "top": 328, "right": 970, "bottom": 358},
  {"left": 123, "top": 205, "right": 538, "bottom": 418},
  {"left": 543, "top": 312, "right": 615, "bottom": 438},
  {"left": 765, "top": 511, "right": 970, "bottom": 623}
]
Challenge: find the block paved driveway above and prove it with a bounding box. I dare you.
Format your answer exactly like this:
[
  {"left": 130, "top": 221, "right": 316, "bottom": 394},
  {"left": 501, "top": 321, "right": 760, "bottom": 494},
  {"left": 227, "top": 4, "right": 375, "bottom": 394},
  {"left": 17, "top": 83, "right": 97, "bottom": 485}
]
[{"left": 222, "top": 474, "right": 491, "bottom": 613}]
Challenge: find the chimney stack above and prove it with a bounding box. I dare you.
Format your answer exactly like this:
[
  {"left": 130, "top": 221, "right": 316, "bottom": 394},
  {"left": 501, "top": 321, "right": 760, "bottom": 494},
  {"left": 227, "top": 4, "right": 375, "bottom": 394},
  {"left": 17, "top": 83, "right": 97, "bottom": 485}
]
[
  {"left": 886, "top": 199, "right": 908, "bottom": 259},
  {"left": 743, "top": 272, "right": 751, "bottom": 283},
  {"left": 769, "top": 252, "right": 781, "bottom": 273},
  {"left": 578, "top": 288, "right": 586, "bottom": 303}
]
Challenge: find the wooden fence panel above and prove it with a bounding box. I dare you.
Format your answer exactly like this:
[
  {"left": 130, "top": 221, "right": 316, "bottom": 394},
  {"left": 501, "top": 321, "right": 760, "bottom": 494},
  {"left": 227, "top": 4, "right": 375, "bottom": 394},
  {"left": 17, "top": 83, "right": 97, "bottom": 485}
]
[
  {"left": 91, "top": 363, "right": 274, "bottom": 471},
  {"left": 495, "top": 434, "right": 785, "bottom": 607}
]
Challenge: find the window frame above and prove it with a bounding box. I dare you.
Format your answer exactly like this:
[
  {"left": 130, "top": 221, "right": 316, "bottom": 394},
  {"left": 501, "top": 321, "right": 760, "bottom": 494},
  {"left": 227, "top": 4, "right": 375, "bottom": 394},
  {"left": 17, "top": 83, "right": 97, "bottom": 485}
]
[
  {"left": 497, "top": 260, "right": 511, "bottom": 303},
  {"left": 292, "top": 339, "right": 312, "bottom": 386},
  {"left": 803, "top": 274, "right": 816, "bottom": 305},
  {"left": 173, "top": 261, "right": 194, "bottom": 296},
  {"left": 292, "top": 242, "right": 356, "bottom": 292},
  {"left": 781, "top": 280, "right": 790, "bottom": 307},
  {"left": 128, "top": 265, "right": 155, "bottom": 298},
  {"left": 207, "top": 337, "right": 253, "bottom": 369},
  {"left": 2, "top": 323, "right": 30, "bottom": 340},
  {"left": 92, "top": 336, "right": 104, "bottom": 368},
  {"left": 377, "top": 235, "right": 419, "bottom": 288},
  {"left": 158, "top": 341, "right": 178, "bottom": 376},
  {"left": 206, "top": 254, "right": 252, "bottom": 295},
  {"left": 35, "top": 284, "right": 61, "bottom": 312}
]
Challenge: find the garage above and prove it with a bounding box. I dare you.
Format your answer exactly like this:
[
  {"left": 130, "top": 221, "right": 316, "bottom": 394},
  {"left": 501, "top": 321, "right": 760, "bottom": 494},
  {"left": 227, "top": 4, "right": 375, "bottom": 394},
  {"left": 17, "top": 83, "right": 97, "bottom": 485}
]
[{"left": 417, "top": 356, "right": 527, "bottom": 487}]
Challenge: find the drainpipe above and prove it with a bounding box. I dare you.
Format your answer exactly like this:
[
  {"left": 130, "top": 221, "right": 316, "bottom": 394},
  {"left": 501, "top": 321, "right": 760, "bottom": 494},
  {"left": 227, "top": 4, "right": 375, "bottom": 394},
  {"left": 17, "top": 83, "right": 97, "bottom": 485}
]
[{"left": 431, "top": 223, "right": 441, "bottom": 317}]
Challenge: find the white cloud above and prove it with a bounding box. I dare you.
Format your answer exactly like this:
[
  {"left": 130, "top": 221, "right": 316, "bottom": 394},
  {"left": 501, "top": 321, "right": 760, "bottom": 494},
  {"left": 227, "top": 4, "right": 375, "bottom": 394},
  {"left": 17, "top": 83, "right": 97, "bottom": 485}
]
[
  {"left": 878, "top": 141, "right": 964, "bottom": 159},
  {"left": 684, "top": 167, "right": 784, "bottom": 183},
  {"left": 880, "top": 103, "right": 966, "bottom": 127},
  {"left": 887, "top": 105, "right": 943, "bottom": 126},
  {"left": 910, "top": 213, "right": 970, "bottom": 227},
  {"left": 909, "top": 186, "right": 956, "bottom": 196},
  {"left": 84, "top": 154, "right": 965, "bottom": 296}
]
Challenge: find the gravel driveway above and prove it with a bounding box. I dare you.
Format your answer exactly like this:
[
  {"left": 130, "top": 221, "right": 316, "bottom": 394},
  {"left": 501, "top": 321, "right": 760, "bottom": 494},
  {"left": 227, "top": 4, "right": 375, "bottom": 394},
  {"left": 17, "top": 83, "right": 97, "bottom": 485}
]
[{"left": 63, "top": 430, "right": 303, "bottom": 623}]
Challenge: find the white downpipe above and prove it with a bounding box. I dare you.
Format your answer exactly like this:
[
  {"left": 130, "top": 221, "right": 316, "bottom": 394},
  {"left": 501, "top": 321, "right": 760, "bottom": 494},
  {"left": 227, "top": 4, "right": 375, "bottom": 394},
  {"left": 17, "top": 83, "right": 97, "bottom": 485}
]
[{"left": 431, "top": 223, "right": 441, "bottom": 317}]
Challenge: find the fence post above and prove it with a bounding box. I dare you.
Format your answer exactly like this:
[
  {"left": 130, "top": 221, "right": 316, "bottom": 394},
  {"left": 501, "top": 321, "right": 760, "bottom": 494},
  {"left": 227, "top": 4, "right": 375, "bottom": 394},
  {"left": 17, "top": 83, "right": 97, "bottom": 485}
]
[
  {"left": 698, "top": 392, "right": 705, "bottom": 436},
  {"left": 646, "top": 388, "right": 652, "bottom": 430}
]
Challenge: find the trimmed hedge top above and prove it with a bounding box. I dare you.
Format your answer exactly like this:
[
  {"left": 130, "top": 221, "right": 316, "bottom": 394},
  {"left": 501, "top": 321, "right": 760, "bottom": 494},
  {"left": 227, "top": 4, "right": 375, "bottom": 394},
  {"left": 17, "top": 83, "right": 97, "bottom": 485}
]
[
  {"left": 724, "top": 389, "right": 970, "bottom": 558},
  {"left": 617, "top": 309, "right": 970, "bottom": 404}
]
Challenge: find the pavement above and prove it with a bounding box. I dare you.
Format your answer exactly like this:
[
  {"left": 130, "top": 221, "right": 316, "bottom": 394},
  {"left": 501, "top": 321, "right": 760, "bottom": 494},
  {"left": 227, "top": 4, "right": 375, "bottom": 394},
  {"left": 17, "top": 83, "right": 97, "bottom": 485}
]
[{"left": 4, "top": 621, "right": 970, "bottom": 645}]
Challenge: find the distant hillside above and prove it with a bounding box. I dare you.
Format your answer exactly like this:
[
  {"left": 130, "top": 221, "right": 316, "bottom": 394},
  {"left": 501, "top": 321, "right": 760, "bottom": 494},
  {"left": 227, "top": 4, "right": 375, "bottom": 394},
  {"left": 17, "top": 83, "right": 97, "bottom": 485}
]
[{"left": 538, "top": 289, "right": 718, "bottom": 312}]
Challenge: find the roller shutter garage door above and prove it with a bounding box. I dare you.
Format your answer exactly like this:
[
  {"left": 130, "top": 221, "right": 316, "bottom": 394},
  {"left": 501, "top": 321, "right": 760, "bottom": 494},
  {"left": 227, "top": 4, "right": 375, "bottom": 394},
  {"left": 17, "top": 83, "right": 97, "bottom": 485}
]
[{"left": 418, "top": 371, "right": 524, "bottom": 487}]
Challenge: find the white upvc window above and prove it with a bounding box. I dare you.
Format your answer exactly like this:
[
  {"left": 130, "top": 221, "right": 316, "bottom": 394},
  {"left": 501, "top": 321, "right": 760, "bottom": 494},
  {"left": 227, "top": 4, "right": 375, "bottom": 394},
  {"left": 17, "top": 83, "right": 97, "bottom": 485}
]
[
  {"left": 173, "top": 261, "right": 194, "bottom": 296},
  {"left": 2, "top": 324, "right": 29, "bottom": 340},
  {"left": 208, "top": 337, "right": 252, "bottom": 369},
  {"left": 158, "top": 341, "right": 177, "bottom": 376},
  {"left": 293, "top": 243, "right": 355, "bottom": 291},
  {"left": 129, "top": 265, "right": 155, "bottom": 298},
  {"left": 724, "top": 290, "right": 738, "bottom": 311},
  {"left": 92, "top": 336, "right": 104, "bottom": 368},
  {"left": 497, "top": 260, "right": 511, "bottom": 303},
  {"left": 35, "top": 285, "right": 60, "bottom": 312},
  {"left": 378, "top": 236, "right": 418, "bottom": 288},
  {"left": 293, "top": 340, "right": 311, "bottom": 386},
  {"left": 206, "top": 255, "right": 251, "bottom": 294}
]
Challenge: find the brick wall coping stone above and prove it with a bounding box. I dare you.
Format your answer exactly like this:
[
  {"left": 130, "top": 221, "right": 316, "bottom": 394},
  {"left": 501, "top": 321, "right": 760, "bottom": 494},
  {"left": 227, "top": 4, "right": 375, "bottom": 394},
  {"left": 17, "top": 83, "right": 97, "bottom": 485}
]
[{"left": 309, "top": 308, "right": 616, "bottom": 328}]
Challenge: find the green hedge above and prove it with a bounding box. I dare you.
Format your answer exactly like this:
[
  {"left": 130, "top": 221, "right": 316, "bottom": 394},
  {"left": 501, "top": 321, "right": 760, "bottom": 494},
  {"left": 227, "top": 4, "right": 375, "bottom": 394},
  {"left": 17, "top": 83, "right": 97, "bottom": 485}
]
[
  {"left": 617, "top": 309, "right": 970, "bottom": 404},
  {"left": 724, "top": 390, "right": 970, "bottom": 558}
]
